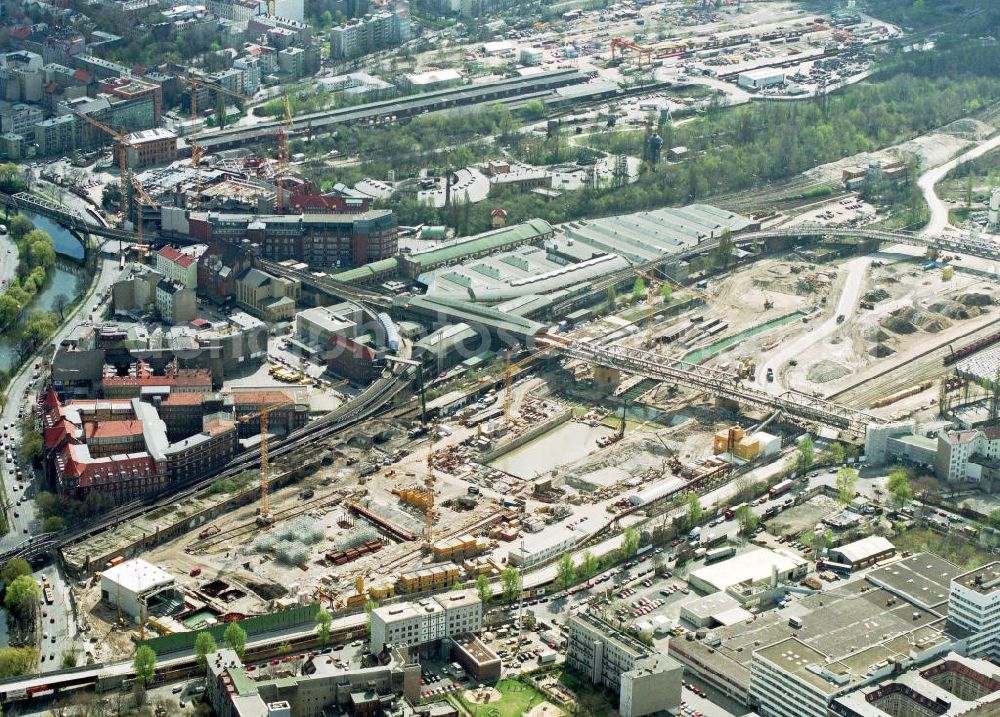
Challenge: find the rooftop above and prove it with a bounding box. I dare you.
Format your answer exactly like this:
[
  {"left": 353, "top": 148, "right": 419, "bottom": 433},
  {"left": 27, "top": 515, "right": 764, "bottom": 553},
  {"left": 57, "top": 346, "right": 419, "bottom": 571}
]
[
  {"left": 404, "top": 219, "right": 555, "bottom": 269},
  {"left": 101, "top": 558, "right": 173, "bottom": 594},
  {"left": 690, "top": 547, "right": 806, "bottom": 592},
  {"left": 953, "top": 561, "right": 1000, "bottom": 595},
  {"left": 865, "top": 553, "right": 960, "bottom": 612},
  {"left": 832, "top": 536, "right": 895, "bottom": 565}
]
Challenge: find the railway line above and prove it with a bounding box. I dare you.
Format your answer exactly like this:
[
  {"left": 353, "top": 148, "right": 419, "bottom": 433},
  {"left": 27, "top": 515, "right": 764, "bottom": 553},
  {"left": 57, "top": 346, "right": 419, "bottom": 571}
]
[
  {"left": 829, "top": 319, "right": 1000, "bottom": 409},
  {"left": 55, "top": 369, "right": 415, "bottom": 551}
]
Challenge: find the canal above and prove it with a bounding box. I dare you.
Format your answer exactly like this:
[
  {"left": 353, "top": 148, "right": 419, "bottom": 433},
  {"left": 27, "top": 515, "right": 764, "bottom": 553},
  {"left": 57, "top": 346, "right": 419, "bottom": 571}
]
[{"left": 0, "top": 211, "right": 89, "bottom": 372}]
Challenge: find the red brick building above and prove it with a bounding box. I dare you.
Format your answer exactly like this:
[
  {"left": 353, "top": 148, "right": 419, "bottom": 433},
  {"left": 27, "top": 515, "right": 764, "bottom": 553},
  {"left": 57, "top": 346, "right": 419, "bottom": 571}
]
[{"left": 327, "top": 335, "right": 379, "bottom": 384}]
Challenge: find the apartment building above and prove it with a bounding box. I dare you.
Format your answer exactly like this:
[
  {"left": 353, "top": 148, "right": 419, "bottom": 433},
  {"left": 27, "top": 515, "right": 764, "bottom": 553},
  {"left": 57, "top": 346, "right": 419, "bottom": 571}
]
[
  {"left": 566, "top": 612, "right": 682, "bottom": 717},
  {"left": 155, "top": 245, "right": 201, "bottom": 289},
  {"left": 118, "top": 128, "right": 177, "bottom": 168},
  {"left": 370, "top": 589, "right": 482, "bottom": 654},
  {"left": 329, "top": 9, "right": 409, "bottom": 59}
]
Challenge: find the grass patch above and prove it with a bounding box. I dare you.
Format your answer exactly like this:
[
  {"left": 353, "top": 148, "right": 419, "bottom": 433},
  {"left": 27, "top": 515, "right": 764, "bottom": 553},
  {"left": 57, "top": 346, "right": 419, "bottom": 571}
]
[
  {"left": 894, "top": 526, "right": 995, "bottom": 570},
  {"left": 455, "top": 678, "right": 549, "bottom": 717}
]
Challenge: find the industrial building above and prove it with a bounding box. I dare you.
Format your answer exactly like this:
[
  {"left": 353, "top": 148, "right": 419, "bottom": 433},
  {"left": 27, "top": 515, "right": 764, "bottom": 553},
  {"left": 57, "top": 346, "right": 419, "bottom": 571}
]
[
  {"left": 737, "top": 68, "right": 786, "bottom": 90},
  {"left": 100, "top": 558, "right": 182, "bottom": 622},
  {"left": 369, "top": 589, "right": 482, "bottom": 654},
  {"left": 401, "top": 219, "right": 555, "bottom": 278},
  {"left": 688, "top": 547, "right": 808, "bottom": 604},
  {"left": 670, "top": 554, "right": 960, "bottom": 709},
  {"left": 567, "top": 611, "right": 683, "bottom": 717},
  {"left": 827, "top": 536, "right": 896, "bottom": 570}
]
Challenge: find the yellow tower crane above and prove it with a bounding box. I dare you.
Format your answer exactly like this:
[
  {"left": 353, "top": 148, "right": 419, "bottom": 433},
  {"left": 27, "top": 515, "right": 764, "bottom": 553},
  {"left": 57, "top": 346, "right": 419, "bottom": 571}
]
[
  {"left": 275, "top": 95, "right": 294, "bottom": 213},
  {"left": 189, "top": 138, "right": 206, "bottom": 209},
  {"left": 130, "top": 176, "right": 158, "bottom": 259},
  {"left": 72, "top": 111, "right": 133, "bottom": 223},
  {"left": 238, "top": 399, "right": 295, "bottom": 524},
  {"left": 425, "top": 424, "right": 437, "bottom": 544},
  {"left": 267, "top": 0, "right": 275, "bottom": 15},
  {"left": 633, "top": 268, "right": 659, "bottom": 346}
]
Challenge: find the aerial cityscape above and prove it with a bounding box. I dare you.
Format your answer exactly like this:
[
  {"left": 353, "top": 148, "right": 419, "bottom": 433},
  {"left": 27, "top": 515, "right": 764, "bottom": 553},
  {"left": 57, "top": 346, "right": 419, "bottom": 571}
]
[{"left": 0, "top": 0, "right": 999, "bottom": 715}]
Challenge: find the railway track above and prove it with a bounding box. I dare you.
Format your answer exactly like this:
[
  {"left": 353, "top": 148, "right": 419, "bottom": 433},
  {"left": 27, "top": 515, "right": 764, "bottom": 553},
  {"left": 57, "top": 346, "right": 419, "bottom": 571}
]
[
  {"left": 56, "top": 369, "right": 415, "bottom": 550},
  {"left": 829, "top": 319, "right": 1000, "bottom": 409}
]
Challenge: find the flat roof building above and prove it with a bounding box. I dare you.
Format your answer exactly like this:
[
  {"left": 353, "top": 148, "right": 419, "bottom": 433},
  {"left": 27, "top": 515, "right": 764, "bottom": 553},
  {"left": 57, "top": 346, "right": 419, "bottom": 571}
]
[
  {"left": 567, "top": 611, "right": 682, "bottom": 717},
  {"left": 100, "top": 558, "right": 182, "bottom": 622},
  {"left": 370, "top": 589, "right": 482, "bottom": 654},
  {"left": 949, "top": 561, "right": 1000, "bottom": 660},
  {"left": 828, "top": 536, "right": 896, "bottom": 570}
]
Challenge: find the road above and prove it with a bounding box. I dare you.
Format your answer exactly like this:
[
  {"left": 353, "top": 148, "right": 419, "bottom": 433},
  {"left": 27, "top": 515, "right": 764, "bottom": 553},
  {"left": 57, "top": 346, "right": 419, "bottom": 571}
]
[
  {"left": 754, "top": 255, "right": 871, "bottom": 393},
  {"left": 919, "top": 132, "right": 1000, "bottom": 237},
  {"left": 0, "top": 227, "right": 19, "bottom": 289}
]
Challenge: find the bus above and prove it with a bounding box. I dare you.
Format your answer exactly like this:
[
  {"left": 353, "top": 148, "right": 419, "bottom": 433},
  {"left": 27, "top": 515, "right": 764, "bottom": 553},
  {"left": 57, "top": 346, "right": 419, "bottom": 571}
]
[
  {"left": 705, "top": 546, "right": 736, "bottom": 564},
  {"left": 769, "top": 479, "right": 794, "bottom": 499},
  {"left": 725, "top": 502, "right": 747, "bottom": 520}
]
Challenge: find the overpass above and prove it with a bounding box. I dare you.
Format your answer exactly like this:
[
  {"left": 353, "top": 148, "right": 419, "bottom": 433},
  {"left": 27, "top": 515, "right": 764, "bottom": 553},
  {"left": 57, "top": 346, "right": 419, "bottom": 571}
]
[
  {"left": 0, "top": 533, "right": 56, "bottom": 566},
  {"left": 258, "top": 259, "right": 393, "bottom": 311},
  {"left": 558, "top": 340, "right": 886, "bottom": 439}
]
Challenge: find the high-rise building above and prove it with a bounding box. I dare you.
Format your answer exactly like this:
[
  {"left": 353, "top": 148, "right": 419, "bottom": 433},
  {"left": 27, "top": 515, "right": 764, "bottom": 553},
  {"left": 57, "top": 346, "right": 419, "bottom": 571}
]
[
  {"left": 566, "top": 612, "right": 682, "bottom": 717},
  {"left": 949, "top": 562, "right": 1000, "bottom": 659}
]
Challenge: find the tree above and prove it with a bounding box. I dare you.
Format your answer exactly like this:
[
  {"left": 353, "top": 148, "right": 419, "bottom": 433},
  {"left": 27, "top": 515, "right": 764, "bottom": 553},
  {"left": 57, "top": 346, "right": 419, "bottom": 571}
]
[
  {"left": 501, "top": 566, "right": 522, "bottom": 603},
  {"left": 0, "top": 559, "right": 31, "bottom": 586},
  {"left": 315, "top": 608, "right": 332, "bottom": 645},
  {"left": 714, "top": 229, "right": 734, "bottom": 269},
  {"left": 0, "top": 647, "right": 37, "bottom": 677},
  {"left": 887, "top": 466, "right": 913, "bottom": 508},
  {"left": 224, "top": 623, "right": 247, "bottom": 659},
  {"left": 735, "top": 504, "right": 759, "bottom": 536},
  {"left": 621, "top": 527, "right": 641, "bottom": 559},
  {"left": 556, "top": 554, "right": 576, "bottom": 590},
  {"left": 632, "top": 277, "right": 646, "bottom": 303},
  {"left": 836, "top": 467, "right": 858, "bottom": 504},
  {"left": 4, "top": 575, "right": 39, "bottom": 618},
  {"left": 42, "top": 516, "right": 65, "bottom": 533},
  {"left": 193, "top": 631, "right": 217, "bottom": 672},
  {"left": 52, "top": 294, "right": 70, "bottom": 321},
  {"left": 822, "top": 441, "right": 845, "bottom": 466},
  {"left": 450, "top": 580, "right": 463, "bottom": 591},
  {"left": 661, "top": 282, "right": 673, "bottom": 304},
  {"left": 133, "top": 645, "right": 156, "bottom": 688},
  {"left": 7, "top": 215, "right": 33, "bottom": 242},
  {"left": 796, "top": 436, "right": 815, "bottom": 473},
  {"left": 475, "top": 574, "right": 492, "bottom": 604},
  {"left": 20, "top": 430, "right": 43, "bottom": 466},
  {"left": 579, "top": 550, "right": 599, "bottom": 579},
  {"left": 988, "top": 508, "right": 1000, "bottom": 530},
  {"left": 606, "top": 285, "right": 617, "bottom": 312},
  {"left": 686, "top": 493, "right": 703, "bottom": 531},
  {"left": 215, "top": 93, "right": 227, "bottom": 129}
]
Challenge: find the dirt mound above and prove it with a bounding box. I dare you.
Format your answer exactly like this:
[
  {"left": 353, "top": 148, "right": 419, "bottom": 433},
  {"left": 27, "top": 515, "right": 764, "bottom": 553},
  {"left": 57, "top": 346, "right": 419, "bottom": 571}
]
[
  {"left": 922, "top": 317, "right": 951, "bottom": 333},
  {"left": 881, "top": 315, "right": 917, "bottom": 334},
  {"left": 807, "top": 360, "right": 851, "bottom": 383},
  {"left": 929, "top": 301, "right": 971, "bottom": 320},
  {"left": 940, "top": 118, "right": 995, "bottom": 140},
  {"left": 861, "top": 325, "right": 891, "bottom": 342},
  {"left": 864, "top": 288, "right": 891, "bottom": 303},
  {"left": 870, "top": 344, "right": 896, "bottom": 357},
  {"left": 959, "top": 293, "right": 994, "bottom": 307}
]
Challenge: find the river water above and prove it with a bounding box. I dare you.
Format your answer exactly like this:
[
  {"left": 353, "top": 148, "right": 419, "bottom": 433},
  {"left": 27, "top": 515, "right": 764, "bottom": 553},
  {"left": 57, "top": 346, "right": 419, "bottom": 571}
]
[{"left": 0, "top": 211, "right": 89, "bottom": 371}]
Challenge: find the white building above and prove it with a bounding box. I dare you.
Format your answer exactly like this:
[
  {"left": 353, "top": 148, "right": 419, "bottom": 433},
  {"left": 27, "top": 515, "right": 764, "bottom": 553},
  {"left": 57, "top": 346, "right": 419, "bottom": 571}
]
[
  {"left": 689, "top": 547, "right": 807, "bottom": 595},
  {"left": 737, "top": 68, "right": 785, "bottom": 90},
  {"left": 949, "top": 562, "right": 1000, "bottom": 659},
  {"left": 370, "top": 589, "right": 481, "bottom": 653},
  {"left": 100, "top": 558, "right": 181, "bottom": 622},
  {"left": 935, "top": 425, "right": 1000, "bottom": 483},
  {"left": 155, "top": 244, "right": 203, "bottom": 289},
  {"left": 567, "top": 612, "right": 682, "bottom": 717}
]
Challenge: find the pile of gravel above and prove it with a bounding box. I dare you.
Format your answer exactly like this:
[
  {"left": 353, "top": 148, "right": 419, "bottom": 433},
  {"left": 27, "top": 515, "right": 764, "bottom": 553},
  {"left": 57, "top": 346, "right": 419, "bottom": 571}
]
[
  {"left": 960, "top": 292, "right": 994, "bottom": 307},
  {"left": 861, "top": 325, "right": 892, "bottom": 342},
  {"left": 929, "top": 301, "right": 970, "bottom": 320},
  {"left": 807, "top": 360, "right": 851, "bottom": 383},
  {"left": 870, "top": 344, "right": 896, "bottom": 357},
  {"left": 881, "top": 314, "right": 917, "bottom": 334},
  {"left": 922, "top": 317, "right": 951, "bottom": 333}
]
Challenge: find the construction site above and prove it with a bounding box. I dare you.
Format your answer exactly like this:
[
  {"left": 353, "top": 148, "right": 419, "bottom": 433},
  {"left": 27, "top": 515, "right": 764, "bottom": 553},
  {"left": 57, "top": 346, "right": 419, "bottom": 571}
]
[{"left": 59, "top": 201, "right": 999, "bottom": 663}]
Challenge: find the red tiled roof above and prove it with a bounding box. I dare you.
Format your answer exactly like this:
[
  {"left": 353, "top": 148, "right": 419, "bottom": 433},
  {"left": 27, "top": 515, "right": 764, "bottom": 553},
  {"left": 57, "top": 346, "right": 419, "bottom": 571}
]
[
  {"left": 84, "top": 420, "right": 144, "bottom": 440},
  {"left": 161, "top": 392, "right": 207, "bottom": 406},
  {"left": 59, "top": 444, "right": 158, "bottom": 487},
  {"left": 158, "top": 245, "right": 196, "bottom": 268},
  {"left": 232, "top": 391, "right": 294, "bottom": 405},
  {"left": 103, "top": 368, "right": 212, "bottom": 388}
]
